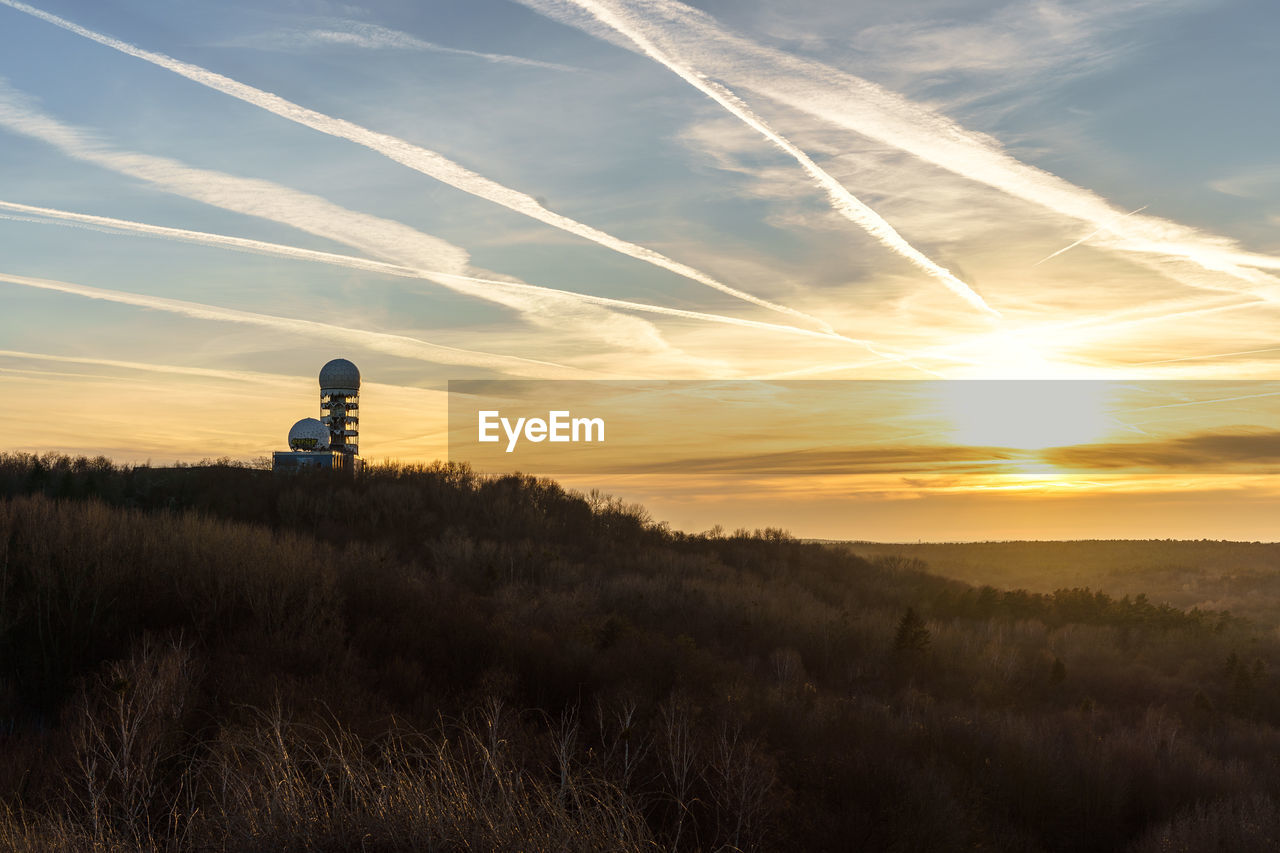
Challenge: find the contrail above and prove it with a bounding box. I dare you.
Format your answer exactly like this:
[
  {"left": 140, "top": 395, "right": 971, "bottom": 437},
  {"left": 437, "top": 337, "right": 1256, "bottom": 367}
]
[
  {"left": 0, "top": 271, "right": 587, "bottom": 379},
  {"left": 1048, "top": 299, "right": 1267, "bottom": 339},
  {"left": 1033, "top": 205, "right": 1149, "bottom": 266},
  {"left": 1120, "top": 390, "right": 1280, "bottom": 414},
  {"left": 263, "top": 21, "right": 581, "bottom": 72},
  {"left": 519, "top": 0, "right": 999, "bottom": 318},
  {"left": 0, "top": 85, "right": 710, "bottom": 362},
  {"left": 520, "top": 0, "right": 1280, "bottom": 297},
  {"left": 1124, "top": 346, "right": 1280, "bottom": 367},
  {"left": 0, "top": 348, "right": 448, "bottom": 394},
  {"left": 0, "top": 196, "right": 931, "bottom": 372},
  {"left": 763, "top": 295, "right": 1268, "bottom": 380},
  {"left": 0, "top": 365, "right": 153, "bottom": 383},
  {"left": 0, "top": 0, "right": 836, "bottom": 334},
  {"left": 0, "top": 200, "right": 890, "bottom": 352},
  {"left": 0, "top": 82, "right": 467, "bottom": 271},
  {"left": 0, "top": 347, "right": 300, "bottom": 386}
]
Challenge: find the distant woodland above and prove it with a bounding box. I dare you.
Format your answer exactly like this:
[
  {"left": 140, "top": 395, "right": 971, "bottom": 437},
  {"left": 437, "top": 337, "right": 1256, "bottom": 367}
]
[
  {"left": 845, "top": 539, "right": 1280, "bottom": 624},
  {"left": 1, "top": 453, "right": 1279, "bottom": 851}
]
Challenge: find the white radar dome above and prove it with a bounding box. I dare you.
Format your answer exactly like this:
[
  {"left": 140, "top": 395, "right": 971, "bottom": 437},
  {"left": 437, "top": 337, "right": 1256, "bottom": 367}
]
[
  {"left": 319, "top": 358, "right": 360, "bottom": 391},
  {"left": 288, "top": 417, "right": 330, "bottom": 451}
]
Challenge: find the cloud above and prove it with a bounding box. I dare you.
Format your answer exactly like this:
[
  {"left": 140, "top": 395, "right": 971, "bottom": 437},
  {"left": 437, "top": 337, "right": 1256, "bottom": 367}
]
[
  {"left": 518, "top": 0, "right": 1000, "bottom": 317},
  {"left": 1124, "top": 346, "right": 1280, "bottom": 368},
  {"left": 0, "top": 271, "right": 587, "bottom": 378},
  {"left": 517, "top": 0, "right": 1280, "bottom": 304},
  {"left": 231, "top": 20, "right": 580, "bottom": 72},
  {"left": 462, "top": 434, "right": 1029, "bottom": 477},
  {"left": 1033, "top": 206, "right": 1149, "bottom": 266},
  {"left": 0, "top": 358, "right": 450, "bottom": 466},
  {"left": 0, "top": 0, "right": 834, "bottom": 333},
  {"left": 1042, "top": 430, "right": 1280, "bottom": 471},
  {"left": 615, "top": 444, "right": 1020, "bottom": 477},
  {"left": 0, "top": 82, "right": 719, "bottom": 365},
  {"left": 0, "top": 347, "right": 302, "bottom": 386},
  {"left": 0, "top": 200, "right": 886, "bottom": 352},
  {"left": 1209, "top": 165, "right": 1280, "bottom": 199},
  {"left": 0, "top": 81, "right": 467, "bottom": 271},
  {"left": 0, "top": 353, "right": 451, "bottom": 462},
  {"left": 840, "top": 0, "right": 1191, "bottom": 104}
]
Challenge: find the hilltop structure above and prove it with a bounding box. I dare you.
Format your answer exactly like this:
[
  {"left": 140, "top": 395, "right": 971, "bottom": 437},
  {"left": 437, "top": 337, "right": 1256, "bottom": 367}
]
[{"left": 272, "top": 358, "right": 361, "bottom": 473}]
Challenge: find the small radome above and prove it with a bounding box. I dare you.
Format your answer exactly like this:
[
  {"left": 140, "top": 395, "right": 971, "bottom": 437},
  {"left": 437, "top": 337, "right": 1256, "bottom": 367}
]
[{"left": 272, "top": 358, "right": 362, "bottom": 473}]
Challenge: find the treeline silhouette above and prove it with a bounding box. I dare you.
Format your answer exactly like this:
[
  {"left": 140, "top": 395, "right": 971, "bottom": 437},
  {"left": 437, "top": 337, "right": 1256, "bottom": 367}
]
[{"left": 1, "top": 453, "right": 1279, "bottom": 851}]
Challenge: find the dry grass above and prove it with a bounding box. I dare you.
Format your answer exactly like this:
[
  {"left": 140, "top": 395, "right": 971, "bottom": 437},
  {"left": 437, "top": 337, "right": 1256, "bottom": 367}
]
[{"left": 7, "top": 679, "right": 655, "bottom": 852}]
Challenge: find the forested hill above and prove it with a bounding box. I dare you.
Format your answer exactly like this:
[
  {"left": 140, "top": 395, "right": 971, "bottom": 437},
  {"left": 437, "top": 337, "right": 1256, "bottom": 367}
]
[
  {"left": 2, "top": 453, "right": 1279, "bottom": 852},
  {"left": 839, "top": 539, "right": 1280, "bottom": 625}
]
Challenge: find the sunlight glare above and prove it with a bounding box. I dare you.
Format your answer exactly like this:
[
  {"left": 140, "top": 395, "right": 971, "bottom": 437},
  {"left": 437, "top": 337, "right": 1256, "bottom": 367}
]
[{"left": 935, "top": 380, "right": 1115, "bottom": 451}]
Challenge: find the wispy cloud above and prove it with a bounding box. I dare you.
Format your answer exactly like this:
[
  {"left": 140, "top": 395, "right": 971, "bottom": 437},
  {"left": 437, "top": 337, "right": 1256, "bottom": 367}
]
[
  {"left": 1042, "top": 430, "right": 1280, "bottom": 471},
  {"left": 0, "top": 271, "right": 586, "bottom": 378},
  {"left": 0, "top": 0, "right": 835, "bottom": 333},
  {"left": 231, "top": 20, "right": 581, "bottom": 72},
  {"left": 0, "top": 82, "right": 718, "bottom": 366},
  {"left": 837, "top": 0, "right": 1191, "bottom": 107},
  {"left": 1123, "top": 346, "right": 1280, "bottom": 367},
  {"left": 0, "top": 347, "right": 450, "bottom": 397},
  {"left": 0, "top": 81, "right": 467, "bottom": 271},
  {"left": 518, "top": 0, "right": 1280, "bottom": 304},
  {"left": 0, "top": 347, "right": 301, "bottom": 386},
  {"left": 515, "top": 0, "right": 1000, "bottom": 317},
  {"left": 0, "top": 349, "right": 450, "bottom": 462},
  {"left": 1209, "top": 165, "right": 1280, "bottom": 199},
  {"left": 0, "top": 200, "right": 888, "bottom": 352}
]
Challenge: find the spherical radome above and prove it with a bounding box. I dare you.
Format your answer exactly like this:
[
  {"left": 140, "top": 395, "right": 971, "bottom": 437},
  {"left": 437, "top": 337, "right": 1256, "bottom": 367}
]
[
  {"left": 288, "top": 417, "right": 330, "bottom": 451},
  {"left": 319, "top": 358, "right": 360, "bottom": 391}
]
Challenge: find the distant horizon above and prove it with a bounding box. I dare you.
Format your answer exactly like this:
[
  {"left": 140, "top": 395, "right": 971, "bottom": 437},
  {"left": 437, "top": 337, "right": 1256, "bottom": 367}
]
[
  {"left": 11, "top": 449, "right": 1278, "bottom": 544},
  {"left": 810, "top": 537, "right": 1280, "bottom": 545}
]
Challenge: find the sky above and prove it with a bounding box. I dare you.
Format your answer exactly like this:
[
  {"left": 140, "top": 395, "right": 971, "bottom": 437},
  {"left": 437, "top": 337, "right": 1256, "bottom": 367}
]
[{"left": 0, "top": 0, "right": 1277, "bottom": 540}]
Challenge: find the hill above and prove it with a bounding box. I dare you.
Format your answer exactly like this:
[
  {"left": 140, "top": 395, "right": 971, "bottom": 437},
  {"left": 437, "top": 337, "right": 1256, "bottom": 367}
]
[
  {"left": 1, "top": 453, "right": 1279, "bottom": 851},
  {"left": 838, "top": 540, "right": 1280, "bottom": 626}
]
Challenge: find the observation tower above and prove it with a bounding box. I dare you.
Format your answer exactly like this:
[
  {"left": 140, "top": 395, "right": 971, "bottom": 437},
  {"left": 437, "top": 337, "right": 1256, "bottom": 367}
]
[
  {"left": 271, "top": 358, "right": 362, "bottom": 474},
  {"left": 319, "top": 357, "right": 360, "bottom": 455}
]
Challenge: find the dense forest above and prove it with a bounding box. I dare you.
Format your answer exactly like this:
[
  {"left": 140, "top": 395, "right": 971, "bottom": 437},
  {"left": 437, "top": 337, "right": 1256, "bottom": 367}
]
[{"left": 1, "top": 453, "right": 1279, "bottom": 851}]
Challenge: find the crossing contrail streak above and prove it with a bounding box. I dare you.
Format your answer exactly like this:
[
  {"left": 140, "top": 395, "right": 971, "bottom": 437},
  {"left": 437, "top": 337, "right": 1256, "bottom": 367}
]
[
  {"left": 0, "top": 0, "right": 836, "bottom": 333},
  {"left": 520, "top": 0, "right": 999, "bottom": 318},
  {"left": 1034, "top": 206, "right": 1149, "bottom": 266},
  {"left": 520, "top": 0, "right": 1280, "bottom": 301},
  {"left": 0, "top": 81, "right": 467, "bottom": 271},
  {"left": 0, "top": 201, "right": 889, "bottom": 352},
  {"left": 1124, "top": 346, "right": 1280, "bottom": 367},
  {"left": 0, "top": 271, "right": 587, "bottom": 379},
  {"left": 0, "top": 86, "right": 718, "bottom": 361}
]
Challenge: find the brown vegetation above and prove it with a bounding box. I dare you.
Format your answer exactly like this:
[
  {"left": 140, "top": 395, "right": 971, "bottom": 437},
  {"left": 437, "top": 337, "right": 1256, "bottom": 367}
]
[{"left": 0, "top": 453, "right": 1279, "bottom": 850}]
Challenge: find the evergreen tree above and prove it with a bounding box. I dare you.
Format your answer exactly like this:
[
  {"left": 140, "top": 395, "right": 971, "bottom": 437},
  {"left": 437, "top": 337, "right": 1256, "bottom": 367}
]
[
  {"left": 1049, "top": 657, "right": 1067, "bottom": 685},
  {"left": 893, "top": 607, "right": 931, "bottom": 653}
]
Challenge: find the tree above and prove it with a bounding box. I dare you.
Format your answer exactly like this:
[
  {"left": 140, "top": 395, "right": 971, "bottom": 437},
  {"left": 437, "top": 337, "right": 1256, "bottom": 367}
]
[
  {"left": 893, "top": 608, "right": 931, "bottom": 654},
  {"left": 1049, "top": 657, "right": 1067, "bottom": 685}
]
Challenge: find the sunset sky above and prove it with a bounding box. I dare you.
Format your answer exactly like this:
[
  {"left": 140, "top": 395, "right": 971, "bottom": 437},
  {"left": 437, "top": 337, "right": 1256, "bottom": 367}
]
[{"left": 0, "top": 0, "right": 1276, "bottom": 539}]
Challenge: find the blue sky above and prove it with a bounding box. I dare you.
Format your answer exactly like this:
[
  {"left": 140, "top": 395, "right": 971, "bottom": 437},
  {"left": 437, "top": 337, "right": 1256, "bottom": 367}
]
[{"left": 0, "top": 0, "right": 1276, "bottom": 536}]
